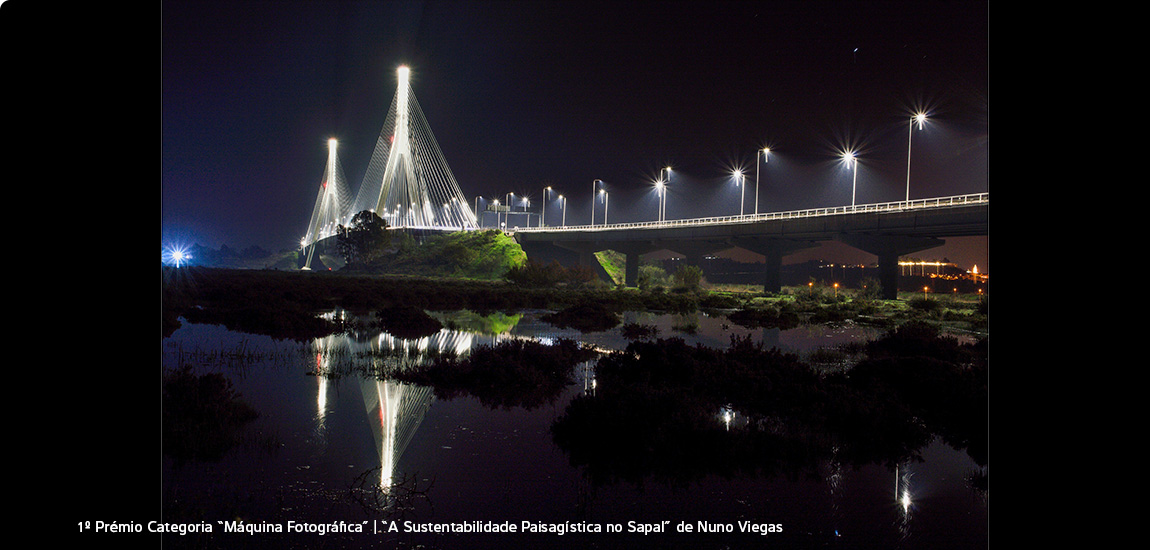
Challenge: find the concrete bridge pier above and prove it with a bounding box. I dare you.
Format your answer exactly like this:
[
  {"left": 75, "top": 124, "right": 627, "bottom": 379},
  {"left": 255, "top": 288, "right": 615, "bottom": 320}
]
[
  {"left": 730, "top": 237, "right": 818, "bottom": 294},
  {"left": 559, "top": 242, "right": 615, "bottom": 282},
  {"left": 616, "top": 242, "right": 660, "bottom": 287},
  {"left": 837, "top": 234, "right": 945, "bottom": 299}
]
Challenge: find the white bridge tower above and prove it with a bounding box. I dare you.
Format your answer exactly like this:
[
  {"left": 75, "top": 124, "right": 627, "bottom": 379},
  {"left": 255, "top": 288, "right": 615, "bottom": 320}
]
[
  {"left": 301, "top": 138, "right": 351, "bottom": 269},
  {"left": 352, "top": 65, "right": 476, "bottom": 229}
]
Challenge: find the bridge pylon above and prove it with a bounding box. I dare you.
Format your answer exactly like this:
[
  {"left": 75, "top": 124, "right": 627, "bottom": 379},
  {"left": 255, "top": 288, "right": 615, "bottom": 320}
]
[
  {"left": 351, "top": 65, "right": 477, "bottom": 230},
  {"left": 302, "top": 138, "right": 352, "bottom": 270}
]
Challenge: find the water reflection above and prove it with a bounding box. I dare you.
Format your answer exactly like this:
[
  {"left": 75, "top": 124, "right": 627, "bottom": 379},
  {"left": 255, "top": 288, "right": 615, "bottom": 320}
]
[
  {"left": 161, "top": 367, "right": 260, "bottom": 465},
  {"left": 896, "top": 462, "right": 913, "bottom": 540},
  {"left": 826, "top": 446, "right": 844, "bottom": 539},
  {"left": 311, "top": 326, "right": 497, "bottom": 493},
  {"left": 577, "top": 360, "right": 596, "bottom": 396},
  {"left": 360, "top": 378, "right": 434, "bottom": 489},
  {"left": 162, "top": 310, "right": 986, "bottom": 548}
]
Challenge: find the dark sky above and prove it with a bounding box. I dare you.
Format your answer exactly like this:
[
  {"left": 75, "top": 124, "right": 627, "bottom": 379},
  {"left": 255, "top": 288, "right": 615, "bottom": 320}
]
[{"left": 162, "top": 0, "right": 988, "bottom": 270}]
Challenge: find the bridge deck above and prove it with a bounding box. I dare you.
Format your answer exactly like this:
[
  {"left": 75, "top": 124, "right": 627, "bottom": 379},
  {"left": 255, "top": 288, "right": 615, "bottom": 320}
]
[{"left": 514, "top": 193, "right": 987, "bottom": 235}]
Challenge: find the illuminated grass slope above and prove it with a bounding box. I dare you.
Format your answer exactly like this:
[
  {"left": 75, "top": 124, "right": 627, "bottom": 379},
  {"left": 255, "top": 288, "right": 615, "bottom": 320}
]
[{"left": 377, "top": 230, "right": 527, "bottom": 280}]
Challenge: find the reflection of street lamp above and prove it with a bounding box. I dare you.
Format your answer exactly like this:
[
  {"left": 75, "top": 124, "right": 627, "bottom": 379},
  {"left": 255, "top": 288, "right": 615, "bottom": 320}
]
[
  {"left": 756, "top": 148, "right": 769, "bottom": 215},
  {"left": 842, "top": 151, "right": 858, "bottom": 207},
  {"left": 906, "top": 113, "right": 927, "bottom": 202}
]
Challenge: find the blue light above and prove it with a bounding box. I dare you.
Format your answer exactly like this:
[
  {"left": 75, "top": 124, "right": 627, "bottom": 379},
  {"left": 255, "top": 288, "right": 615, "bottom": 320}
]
[{"left": 162, "top": 244, "right": 193, "bottom": 268}]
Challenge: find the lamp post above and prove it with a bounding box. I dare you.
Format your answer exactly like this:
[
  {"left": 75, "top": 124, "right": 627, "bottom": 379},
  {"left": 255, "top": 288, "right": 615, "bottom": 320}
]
[
  {"left": 842, "top": 151, "right": 858, "bottom": 207},
  {"left": 474, "top": 196, "right": 482, "bottom": 227},
  {"left": 591, "top": 179, "right": 602, "bottom": 225},
  {"left": 659, "top": 166, "right": 671, "bottom": 221},
  {"left": 654, "top": 178, "right": 664, "bottom": 222},
  {"left": 541, "top": 186, "right": 552, "bottom": 227},
  {"left": 492, "top": 199, "right": 500, "bottom": 228},
  {"left": 906, "top": 113, "right": 926, "bottom": 202},
  {"left": 599, "top": 189, "right": 609, "bottom": 226},
  {"left": 506, "top": 192, "right": 515, "bottom": 227},
  {"left": 756, "top": 148, "right": 769, "bottom": 215},
  {"left": 733, "top": 170, "right": 745, "bottom": 216}
]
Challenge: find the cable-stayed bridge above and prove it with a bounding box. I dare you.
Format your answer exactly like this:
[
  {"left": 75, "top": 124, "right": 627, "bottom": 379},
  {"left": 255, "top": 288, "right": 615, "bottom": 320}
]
[
  {"left": 297, "top": 65, "right": 986, "bottom": 296},
  {"left": 300, "top": 65, "right": 476, "bottom": 269}
]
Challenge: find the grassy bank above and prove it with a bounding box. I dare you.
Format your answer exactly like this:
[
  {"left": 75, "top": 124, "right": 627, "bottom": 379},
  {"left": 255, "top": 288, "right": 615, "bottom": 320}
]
[
  {"left": 162, "top": 265, "right": 987, "bottom": 342},
  {"left": 352, "top": 229, "right": 527, "bottom": 279}
]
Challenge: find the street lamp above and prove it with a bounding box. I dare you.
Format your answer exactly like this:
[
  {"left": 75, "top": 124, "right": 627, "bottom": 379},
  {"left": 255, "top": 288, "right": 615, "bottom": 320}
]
[
  {"left": 906, "top": 112, "right": 927, "bottom": 202},
  {"left": 541, "top": 186, "right": 552, "bottom": 227},
  {"left": 475, "top": 196, "right": 482, "bottom": 227},
  {"left": 599, "top": 188, "right": 609, "bottom": 226},
  {"left": 756, "top": 148, "right": 769, "bottom": 215},
  {"left": 842, "top": 151, "right": 858, "bottom": 207},
  {"left": 653, "top": 178, "right": 664, "bottom": 222},
  {"left": 506, "top": 192, "right": 515, "bottom": 227},
  {"left": 659, "top": 166, "right": 671, "bottom": 222},
  {"left": 591, "top": 179, "right": 602, "bottom": 225},
  {"left": 492, "top": 198, "right": 501, "bottom": 228},
  {"left": 733, "top": 170, "right": 745, "bottom": 216}
]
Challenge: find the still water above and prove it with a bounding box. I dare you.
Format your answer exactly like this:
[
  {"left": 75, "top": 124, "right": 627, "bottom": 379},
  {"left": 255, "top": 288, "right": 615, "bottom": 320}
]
[{"left": 161, "top": 310, "right": 987, "bottom": 549}]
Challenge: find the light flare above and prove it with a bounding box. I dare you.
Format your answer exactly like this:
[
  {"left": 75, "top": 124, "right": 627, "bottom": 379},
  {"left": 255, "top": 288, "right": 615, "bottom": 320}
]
[{"left": 162, "top": 244, "right": 192, "bottom": 267}]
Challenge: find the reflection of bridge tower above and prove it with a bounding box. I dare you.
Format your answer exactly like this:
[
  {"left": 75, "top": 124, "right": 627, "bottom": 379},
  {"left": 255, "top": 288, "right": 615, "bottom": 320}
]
[
  {"left": 312, "top": 323, "right": 502, "bottom": 489},
  {"left": 361, "top": 379, "right": 435, "bottom": 489},
  {"left": 302, "top": 139, "right": 351, "bottom": 269},
  {"left": 355, "top": 328, "right": 487, "bottom": 489},
  {"left": 352, "top": 66, "right": 477, "bottom": 229}
]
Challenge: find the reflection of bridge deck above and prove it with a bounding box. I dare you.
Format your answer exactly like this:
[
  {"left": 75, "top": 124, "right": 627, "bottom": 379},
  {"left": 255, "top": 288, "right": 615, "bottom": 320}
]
[{"left": 514, "top": 194, "right": 988, "bottom": 298}]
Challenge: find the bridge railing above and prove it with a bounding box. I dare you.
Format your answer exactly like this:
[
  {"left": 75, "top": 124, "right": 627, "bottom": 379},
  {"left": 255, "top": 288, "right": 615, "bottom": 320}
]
[{"left": 513, "top": 193, "right": 988, "bottom": 233}]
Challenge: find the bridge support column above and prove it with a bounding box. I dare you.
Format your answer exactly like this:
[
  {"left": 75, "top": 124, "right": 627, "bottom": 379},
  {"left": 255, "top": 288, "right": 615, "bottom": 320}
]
[
  {"left": 877, "top": 251, "right": 900, "bottom": 300},
  {"left": 763, "top": 251, "right": 782, "bottom": 293},
  {"left": 730, "top": 237, "right": 818, "bottom": 294},
  {"left": 837, "top": 234, "right": 945, "bottom": 300},
  {"left": 626, "top": 251, "right": 640, "bottom": 288},
  {"left": 616, "top": 243, "right": 660, "bottom": 287}
]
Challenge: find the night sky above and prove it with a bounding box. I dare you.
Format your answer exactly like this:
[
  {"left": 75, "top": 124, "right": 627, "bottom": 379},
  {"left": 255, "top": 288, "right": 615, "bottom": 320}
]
[{"left": 162, "top": 0, "right": 988, "bottom": 270}]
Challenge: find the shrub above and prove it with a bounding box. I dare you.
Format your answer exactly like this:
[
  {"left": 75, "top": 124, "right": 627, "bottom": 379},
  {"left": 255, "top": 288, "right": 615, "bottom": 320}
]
[
  {"left": 908, "top": 296, "right": 941, "bottom": 312},
  {"left": 505, "top": 259, "right": 595, "bottom": 287},
  {"left": 672, "top": 264, "right": 704, "bottom": 290}
]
